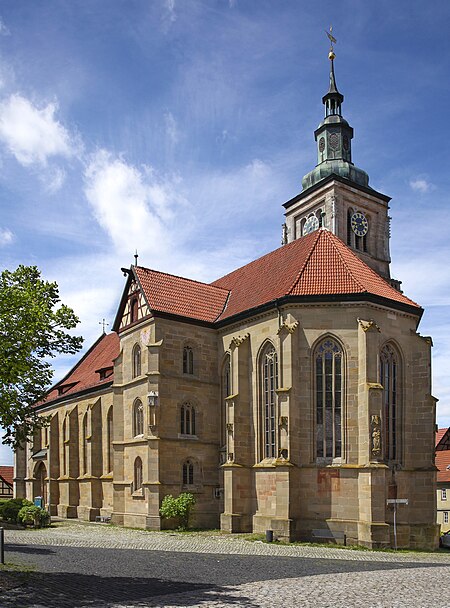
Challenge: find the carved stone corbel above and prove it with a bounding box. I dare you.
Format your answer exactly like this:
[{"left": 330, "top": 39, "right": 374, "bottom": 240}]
[{"left": 357, "top": 318, "right": 381, "bottom": 333}]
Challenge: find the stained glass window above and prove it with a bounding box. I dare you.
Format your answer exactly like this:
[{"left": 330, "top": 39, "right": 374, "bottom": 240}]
[
  {"left": 315, "top": 338, "right": 342, "bottom": 459},
  {"left": 380, "top": 344, "right": 399, "bottom": 461},
  {"left": 262, "top": 345, "right": 278, "bottom": 458}
]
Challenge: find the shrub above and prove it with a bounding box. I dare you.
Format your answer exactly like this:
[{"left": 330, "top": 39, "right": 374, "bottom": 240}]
[
  {"left": 17, "top": 505, "right": 50, "bottom": 528},
  {"left": 160, "top": 492, "right": 196, "bottom": 530},
  {"left": 0, "top": 498, "right": 34, "bottom": 524}
]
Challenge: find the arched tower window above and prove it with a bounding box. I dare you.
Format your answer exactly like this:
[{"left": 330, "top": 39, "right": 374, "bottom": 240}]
[
  {"left": 261, "top": 344, "right": 278, "bottom": 459},
  {"left": 132, "top": 344, "right": 141, "bottom": 378},
  {"left": 134, "top": 457, "right": 143, "bottom": 491},
  {"left": 107, "top": 407, "right": 113, "bottom": 473},
  {"left": 133, "top": 399, "right": 144, "bottom": 437},
  {"left": 183, "top": 346, "right": 194, "bottom": 375},
  {"left": 380, "top": 344, "right": 400, "bottom": 462},
  {"left": 315, "top": 337, "right": 343, "bottom": 460},
  {"left": 180, "top": 402, "right": 196, "bottom": 435},
  {"left": 182, "top": 459, "right": 194, "bottom": 485}
]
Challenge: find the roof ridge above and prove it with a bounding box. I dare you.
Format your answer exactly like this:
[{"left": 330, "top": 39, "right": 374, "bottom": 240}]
[
  {"left": 136, "top": 265, "right": 229, "bottom": 294},
  {"left": 286, "top": 229, "right": 326, "bottom": 295},
  {"left": 326, "top": 231, "right": 369, "bottom": 292}
]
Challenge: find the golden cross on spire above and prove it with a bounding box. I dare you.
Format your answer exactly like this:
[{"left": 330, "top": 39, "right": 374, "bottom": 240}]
[{"left": 325, "top": 25, "right": 337, "bottom": 59}]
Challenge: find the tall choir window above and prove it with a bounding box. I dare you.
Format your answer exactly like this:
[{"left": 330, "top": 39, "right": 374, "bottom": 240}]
[
  {"left": 261, "top": 344, "right": 278, "bottom": 459},
  {"left": 315, "top": 338, "right": 343, "bottom": 460},
  {"left": 380, "top": 344, "right": 400, "bottom": 462},
  {"left": 182, "top": 459, "right": 194, "bottom": 485},
  {"left": 180, "top": 402, "right": 196, "bottom": 435},
  {"left": 82, "top": 413, "right": 88, "bottom": 474},
  {"left": 132, "top": 344, "right": 141, "bottom": 378},
  {"left": 183, "top": 346, "right": 194, "bottom": 375},
  {"left": 107, "top": 407, "right": 113, "bottom": 473},
  {"left": 221, "top": 355, "right": 231, "bottom": 448},
  {"left": 62, "top": 416, "right": 69, "bottom": 476},
  {"left": 134, "top": 457, "right": 143, "bottom": 492},
  {"left": 133, "top": 399, "right": 144, "bottom": 437}
]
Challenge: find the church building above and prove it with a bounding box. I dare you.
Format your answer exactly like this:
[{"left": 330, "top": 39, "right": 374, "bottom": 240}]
[{"left": 15, "top": 49, "right": 439, "bottom": 549}]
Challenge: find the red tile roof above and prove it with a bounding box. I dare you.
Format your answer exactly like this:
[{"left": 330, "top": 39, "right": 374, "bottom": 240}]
[
  {"left": 436, "top": 451, "right": 450, "bottom": 483},
  {"left": 135, "top": 266, "right": 229, "bottom": 323},
  {"left": 42, "top": 332, "right": 119, "bottom": 406},
  {"left": 436, "top": 428, "right": 448, "bottom": 448},
  {"left": 0, "top": 466, "right": 13, "bottom": 486},
  {"left": 212, "top": 230, "right": 420, "bottom": 321}
]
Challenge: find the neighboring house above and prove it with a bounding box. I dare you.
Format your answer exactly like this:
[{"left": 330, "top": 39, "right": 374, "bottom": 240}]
[
  {"left": 436, "top": 428, "right": 450, "bottom": 532},
  {"left": 14, "top": 50, "right": 439, "bottom": 550},
  {"left": 0, "top": 466, "right": 14, "bottom": 499}
]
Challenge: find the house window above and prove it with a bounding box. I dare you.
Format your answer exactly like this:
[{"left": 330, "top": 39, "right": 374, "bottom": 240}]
[
  {"left": 82, "top": 413, "right": 88, "bottom": 475},
  {"left": 180, "top": 403, "right": 196, "bottom": 435},
  {"left": 261, "top": 344, "right": 278, "bottom": 459},
  {"left": 444, "top": 512, "right": 449, "bottom": 524},
  {"left": 133, "top": 399, "right": 144, "bottom": 437},
  {"left": 183, "top": 460, "right": 194, "bottom": 485},
  {"left": 442, "top": 489, "right": 447, "bottom": 501},
  {"left": 134, "top": 457, "right": 143, "bottom": 492},
  {"left": 132, "top": 344, "right": 141, "bottom": 378},
  {"left": 130, "top": 298, "right": 138, "bottom": 323},
  {"left": 183, "top": 346, "right": 194, "bottom": 375},
  {"left": 315, "top": 338, "right": 343, "bottom": 459},
  {"left": 107, "top": 407, "right": 113, "bottom": 473},
  {"left": 380, "top": 344, "right": 400, "bottom": 462}
]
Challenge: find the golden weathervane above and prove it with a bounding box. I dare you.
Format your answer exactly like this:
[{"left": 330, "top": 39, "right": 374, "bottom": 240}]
[{"left": 325, "top": 25, "right": 337, "bottom": 59}]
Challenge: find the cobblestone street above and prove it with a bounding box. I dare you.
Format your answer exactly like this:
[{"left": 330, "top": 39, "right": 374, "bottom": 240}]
[{"left": 1, "top": 520, "right": 449, "bottom": 607}]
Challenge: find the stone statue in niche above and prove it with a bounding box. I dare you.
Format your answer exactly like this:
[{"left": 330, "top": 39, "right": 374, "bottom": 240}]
[{"left": 371, "top": 414, "right": 381, "bottom": 457}]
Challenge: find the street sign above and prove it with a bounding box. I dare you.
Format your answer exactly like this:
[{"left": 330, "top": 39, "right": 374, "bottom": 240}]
[{"left": 386, "top": 498, "right": 408, "bottom": 505}]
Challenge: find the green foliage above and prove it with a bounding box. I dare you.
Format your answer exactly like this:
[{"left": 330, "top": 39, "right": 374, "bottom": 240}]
[
  {"left": 160, "top": 492, "right": 196, "bottom": 530},
  {"left": 17, "top": 504, "right": 50, "bottom": 527},
  {"left": 0, "top": 265, "right": 83, "bottom": 448},
  {"left": 0, "top": 498, "right": 33, "bottom": 523}
]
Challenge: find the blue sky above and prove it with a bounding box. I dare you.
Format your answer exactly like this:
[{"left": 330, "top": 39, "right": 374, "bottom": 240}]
[{"left": 0, "top": 1, "right": 449, "bottom": 464}]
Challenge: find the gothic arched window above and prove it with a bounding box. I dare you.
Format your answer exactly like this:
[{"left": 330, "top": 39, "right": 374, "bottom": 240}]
[
  {"left": 133, "top": 399, "right": 144, "bottom": 437},
  {"left": 380, "top": 344, "right": 400, "bottom": 462},
  {"left": 132, "top": 344, "right": 141, "bottom": 378},
  {"left": 182, "top": 459, "right": 194, "bottom": 485},
  {"left": 180, "top": 402, "right": 196, "bottom": 435},
  {"left": 261, "top": 344, "right": 278, "bottom": 459},
  {"left": 107, "top": 407, "right": 113, "bottom": 473},
  {"left": 62, "top": 416, "right": 69, "bottom": 476},
  {"left": 82, "top": 413, "right": 88, "bottom": 474},
  {"left": 183, "top": 346, "right": 194, "bottom": 375},
  {"left": 315, "top": 337, "right": 343, "bottom": 460},
  {"left": 134, "top": 457, "right": 143, "bottom": 492},
  {"left": 221, "top": 355, "right": 231, "bottom": 448}
]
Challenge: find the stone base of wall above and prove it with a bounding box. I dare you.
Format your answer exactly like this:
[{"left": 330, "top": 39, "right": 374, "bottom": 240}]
[
  {"left": 49, "top": 503, "right": 58, "bottom": 516},
  {"left": 252, "top": 515, "right": 294, "bottom": 542},
  {"left": 146, "top": 515, "right": 161, "bottom": 530},
  {"left": 220, "top": 512, "right": 252, "bottom": 533},
  {"left": 396, "top": 523, "right": 440, "bottom": 551},
  {"left": 77, "top": 506, "right": 100, "bottom": 521},
  {"left": 57, "top": 504, "right": 78, "bottom": 518},
  {"left": 123, "top": 513, "right": 148, "bottom": 529}
]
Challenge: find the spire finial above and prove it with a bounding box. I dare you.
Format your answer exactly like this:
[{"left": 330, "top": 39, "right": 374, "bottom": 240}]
[
  {"left": 134, "top": 250, "right": 138, "bottom": 266},
  {"left": 325, "top": 25, "right": 337, "bottom": 60}
]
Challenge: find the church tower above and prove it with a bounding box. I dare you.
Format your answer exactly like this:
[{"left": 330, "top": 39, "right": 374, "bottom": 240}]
[{"left": 283, "top": 44, "right": 394, "bottom": 282}]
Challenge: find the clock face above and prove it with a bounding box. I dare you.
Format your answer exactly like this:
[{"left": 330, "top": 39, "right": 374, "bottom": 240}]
[
  {"left": 351, "top": 212, "right": 368, "bottom": 237},
  {"left": 303, "top": 215, "right": 319, "bottom": 236}
]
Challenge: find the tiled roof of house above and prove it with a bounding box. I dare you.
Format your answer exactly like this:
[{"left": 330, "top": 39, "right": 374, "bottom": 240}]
[
  {"left": 212, "top": 229, "right": 420, "bottom": 321},
  {"left": 436, "top": 428, "right": 450, "bottom": 483},
  {"left": 0, "top": 466, "right": 13, "bottom": 486},
  {"left": 436, "top": 428, "right": 448, "bottom": 447},
  {"left": 135, "top": 266, "right": 229, "bottom": 323},
  {"left": 42, "top": 332, "right": 119, "bottom": 406}
]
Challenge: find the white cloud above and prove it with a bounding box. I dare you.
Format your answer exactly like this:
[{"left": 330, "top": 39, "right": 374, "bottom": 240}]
[
  {"left": 0, "top": 227, "right": 13, "bottom": 246},
  {"left": 164, "top": 111, "right": 179, "bottom": 145},
  {"left": 229, "top": 0, "right": 237, "bottom": 7},
  {"left": 84, "top": 150, "right": 186, "bottom": 260},
  {"left": 0, "top": 18, "right": 10, "bottom": 36},
  {"left": 162, "top": 0, "right": 176, "bottom": 31},
  {"left": 0, "top": 94, "right": 76, "bottom": 166},
  {"left": 409, "top": 178, "right": 434, "bottom": 194},
  {"left": 42, "top": 166, "right": 67, "bottom": 193}
]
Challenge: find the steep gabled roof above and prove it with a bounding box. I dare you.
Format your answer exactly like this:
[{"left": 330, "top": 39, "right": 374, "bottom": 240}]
[
  {"left": 134, "top": 266, "right": 229, "bottom": 323},
  {"left": 42, "top": 332, "right": 119, "bottom": 407},
  {"left": 0, "top": 466, "right": 13, "bottom": 486},
  {"left": 212, "top": 229, "right": 420, "bottom": 321},
  {"left": 436, "top": 428, "right": 450, "bottom": 483}
]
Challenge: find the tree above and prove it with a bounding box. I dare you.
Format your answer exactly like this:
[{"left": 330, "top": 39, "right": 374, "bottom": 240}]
[{"left": 0, "top": 265, "right": 83, "bottom": 448}]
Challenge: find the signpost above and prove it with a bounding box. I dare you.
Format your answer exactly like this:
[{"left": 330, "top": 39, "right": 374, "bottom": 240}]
[{"left": 387, "top": 498, "right": 409, "bottom": 550}]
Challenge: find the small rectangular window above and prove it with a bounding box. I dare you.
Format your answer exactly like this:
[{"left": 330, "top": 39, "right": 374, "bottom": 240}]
[
  {"left": 442, "top": 489, "right": 447, "bottom": 501},
  {"left": 444, "top": 511, "right": 449, "bottom": 524}
]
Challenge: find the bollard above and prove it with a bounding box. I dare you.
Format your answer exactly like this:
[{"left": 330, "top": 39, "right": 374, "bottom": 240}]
[
  {"left": 0, "top": 527, "right": 4, "bottom": 564},
  {"left": 265, "top": 529, "right": 273, "bottom": 543}
]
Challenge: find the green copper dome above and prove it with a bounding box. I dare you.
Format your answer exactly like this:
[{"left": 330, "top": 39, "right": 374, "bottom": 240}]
[{"left": 301, "top": 54, "right": 369, "bottom": 191}]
